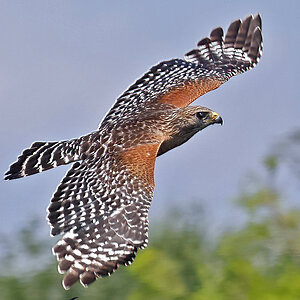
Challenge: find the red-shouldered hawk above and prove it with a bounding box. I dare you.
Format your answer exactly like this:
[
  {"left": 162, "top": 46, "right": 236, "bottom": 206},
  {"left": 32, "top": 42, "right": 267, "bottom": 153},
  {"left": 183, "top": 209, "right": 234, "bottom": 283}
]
[{"left": 5, "top": 14, "right": 262, "bottom": 289}]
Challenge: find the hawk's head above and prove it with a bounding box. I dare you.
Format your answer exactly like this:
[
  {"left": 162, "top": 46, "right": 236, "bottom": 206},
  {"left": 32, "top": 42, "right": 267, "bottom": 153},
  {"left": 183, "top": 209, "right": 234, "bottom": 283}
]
[
  {"left": 157, "top": 106, "right": 223, "bottom": 156},
  {"left": 169, "top": 106, "right": 223, "bottom": 132},
  {"left": 182, "top": 105, "right": 223, "bottom": 128}
]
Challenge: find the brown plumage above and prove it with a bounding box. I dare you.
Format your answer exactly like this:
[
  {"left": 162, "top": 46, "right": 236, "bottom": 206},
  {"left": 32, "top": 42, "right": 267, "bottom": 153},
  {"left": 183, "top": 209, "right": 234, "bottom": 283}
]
[{"left": 4, "top": 14, "right": 262, "bottom": 289}]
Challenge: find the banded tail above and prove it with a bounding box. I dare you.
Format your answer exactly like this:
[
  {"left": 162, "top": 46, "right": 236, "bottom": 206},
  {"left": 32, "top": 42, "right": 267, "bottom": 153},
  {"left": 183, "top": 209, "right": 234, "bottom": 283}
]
[{"left": 4, "top": 133, "right": 98, "bottom": 180}]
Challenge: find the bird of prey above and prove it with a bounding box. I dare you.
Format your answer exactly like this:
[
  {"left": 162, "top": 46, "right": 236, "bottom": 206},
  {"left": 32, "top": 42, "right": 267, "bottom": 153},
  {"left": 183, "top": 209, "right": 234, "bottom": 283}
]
[{"left": 5, "top": 14, "right": 263, "bottom": 289}]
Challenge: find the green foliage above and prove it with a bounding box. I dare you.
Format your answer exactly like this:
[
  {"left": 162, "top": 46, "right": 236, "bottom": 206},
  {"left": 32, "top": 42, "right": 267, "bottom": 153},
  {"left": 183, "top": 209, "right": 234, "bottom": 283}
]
[
  {"left": 1, "top": 132, "right": 300, "bottom": 299},
  {"left": 238, "top": 188, "right": 279, "bottom": 213},
  {"left": 264, "top": 155, "right": 278, "bottom": 173},
  {"left": 128, "top": 248, "right": 187, "bottom": 299}
]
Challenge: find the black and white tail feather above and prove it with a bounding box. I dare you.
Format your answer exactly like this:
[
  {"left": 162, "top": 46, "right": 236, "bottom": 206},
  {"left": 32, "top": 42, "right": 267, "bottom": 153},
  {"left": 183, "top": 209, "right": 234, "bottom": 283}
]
[
  {"left": 4, "top": 133, "right": 100, "bottom": 180},
  {"left": 4, "top": 141, "right": 78, "bottom": 180}
]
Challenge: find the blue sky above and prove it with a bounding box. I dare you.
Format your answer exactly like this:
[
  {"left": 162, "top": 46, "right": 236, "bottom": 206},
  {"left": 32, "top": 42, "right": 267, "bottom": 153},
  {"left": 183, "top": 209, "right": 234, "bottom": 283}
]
[{"left": 0, "top": 1, "right": 299, "bottom": 239}]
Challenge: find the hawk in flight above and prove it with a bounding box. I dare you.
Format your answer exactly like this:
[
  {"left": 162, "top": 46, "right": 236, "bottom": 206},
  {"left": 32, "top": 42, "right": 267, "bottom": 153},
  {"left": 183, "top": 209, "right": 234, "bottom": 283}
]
[{"left": 5, "top": 14, "right": 263, "bottom": 289}]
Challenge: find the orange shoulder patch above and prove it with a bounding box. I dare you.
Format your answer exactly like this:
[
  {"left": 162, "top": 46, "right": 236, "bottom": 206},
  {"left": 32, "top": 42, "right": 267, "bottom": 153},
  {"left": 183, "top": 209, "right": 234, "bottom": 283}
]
[
  {"left": 119, "top": 143, "right": 161, "bottom": 188},
  {"left": 158, "top": 77, "right": 224, "bottom": 108}
]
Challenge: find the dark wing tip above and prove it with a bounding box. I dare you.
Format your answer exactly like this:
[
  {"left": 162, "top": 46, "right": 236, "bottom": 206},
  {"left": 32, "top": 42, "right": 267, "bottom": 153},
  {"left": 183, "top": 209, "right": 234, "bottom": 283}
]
[
  {"left": 253, "top": 26, "right": 263, "bottom": 43},
  {"left": 234, "top": 15, "right": 253, "bottom": 49},
  {"left": 197, "top": 37, "right": 211, "bottom": 47},
  {"left": 247, "top": 27, "right": 263, "bottom": 63},
  {"left": 254, "top": 13, "right": 262, "bottom": 29},
  {"left": 185, "top": 49, "right": 199, "bottom": 57},
  {"left": 224, "top": 19, "right": 242, "bottom": 47},
  {"left": 4, "top": 171, "right": 10, "bottom": 180},
  {"left": 80, "top": 272, "right": 97, "bottom": 287},
  {"left": 4, "top": 169, "right": 22, "bottom": 180},
  {"left": 62, "top": 271, "right": 79, "bottom": 290},
  {"left": 210, "top": 27, "right": 224, "bottom": 42}
]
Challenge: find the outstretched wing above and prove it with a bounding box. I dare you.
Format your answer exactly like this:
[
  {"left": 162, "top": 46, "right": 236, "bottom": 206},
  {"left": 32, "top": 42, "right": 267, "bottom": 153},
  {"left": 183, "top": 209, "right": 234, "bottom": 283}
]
[
  {"left": 101, "top": 14, "right": 262, "bottom": 128},
  {"left": 49, "top": 141, "right": 163, "bottom": 289}
]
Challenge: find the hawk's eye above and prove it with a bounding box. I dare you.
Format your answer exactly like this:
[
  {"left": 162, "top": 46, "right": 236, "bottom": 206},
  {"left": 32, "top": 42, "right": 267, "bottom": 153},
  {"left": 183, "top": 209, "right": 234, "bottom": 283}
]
[{"left": 196, "top": 111, "right": 209, "bottom": 119}]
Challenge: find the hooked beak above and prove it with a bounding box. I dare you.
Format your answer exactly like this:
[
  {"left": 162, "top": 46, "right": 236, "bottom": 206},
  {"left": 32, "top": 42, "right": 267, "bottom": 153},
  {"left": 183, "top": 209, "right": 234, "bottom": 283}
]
[
  {"left": 211, "top": 112, "right": 223, "bottom": 125},
  {"left": 214, "top": 116, "right": 223, "bottom": 125}
]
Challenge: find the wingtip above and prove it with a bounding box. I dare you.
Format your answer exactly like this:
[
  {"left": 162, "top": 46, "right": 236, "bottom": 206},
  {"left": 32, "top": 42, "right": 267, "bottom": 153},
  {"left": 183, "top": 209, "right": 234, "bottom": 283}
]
[
  {"left": 3, "top": 172, "right": 22, "bottom": 181},
  {"left": 243, "top": 14, "right": 254, "bottom": 23},
  {"left": 4, "top": 172, "right": 13, "bottom": 181},
  {"left": 253, "top": 26, "right": 263, "bottom": 44},
  {"left": 254, "top": 13, "right": 262, "bottom": 29},
  {"left": 62, "top": 280, "right": 71, "bottom": 290},
  {"left": 210, "top": 27, "right": 224, "bottom": 42},
  {"left": 230, "top": 18, "right": 242, "bottom": 28},
  {"left": 197, "top": 37, "right": 211, "bottom": 47}
]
